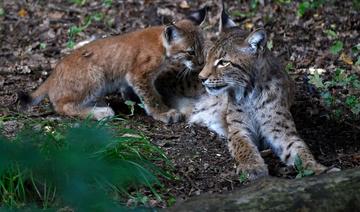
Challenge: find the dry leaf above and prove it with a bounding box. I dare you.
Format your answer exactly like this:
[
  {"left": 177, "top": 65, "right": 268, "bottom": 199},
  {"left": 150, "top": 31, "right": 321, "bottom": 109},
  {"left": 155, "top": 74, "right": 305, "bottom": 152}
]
[
  {"left": 18, "top": 8, "right": 28, "bottom": 17},
  {"left": 340, "top": 52, "right": 353, "bottom": 65},
  {"left": 245, "top": 22, "right": 254, "bottom": 30},
  {"left": 308, "top": 67, "right": 326, "bottom": 75},
  {"left": 179, "top": 0, "right": 190, "bottom": 9}
]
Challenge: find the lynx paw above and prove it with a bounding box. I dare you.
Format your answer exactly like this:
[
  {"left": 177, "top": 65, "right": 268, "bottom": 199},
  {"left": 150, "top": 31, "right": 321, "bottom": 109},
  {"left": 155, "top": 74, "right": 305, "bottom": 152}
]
[
  {"left": 154, "top": 109, "right": 184, "bottom": 124},
  {"left": 305, "top": 163, "right": 340, "bottom": 175},
  {"left": 91, "top": 107, "right": 115, "bottom": 120},
  {"left": 236, "top": 163, "right": 269, "bottom": 181}
]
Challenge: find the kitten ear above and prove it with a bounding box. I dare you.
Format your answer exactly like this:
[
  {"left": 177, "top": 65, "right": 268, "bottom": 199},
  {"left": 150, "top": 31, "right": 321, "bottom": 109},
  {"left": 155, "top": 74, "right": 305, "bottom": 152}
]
[
  {"left": 164, "top": 25, "right": 183, "bottom": 43},
  {"left": 219, "top": 1, "right": 237, "bottom": 33},
  {"left": 187, "top": 6, "right": 208, "bottom": 25},
  {"left": 244, "top": 28, "right": 267, "bottom": 54}
]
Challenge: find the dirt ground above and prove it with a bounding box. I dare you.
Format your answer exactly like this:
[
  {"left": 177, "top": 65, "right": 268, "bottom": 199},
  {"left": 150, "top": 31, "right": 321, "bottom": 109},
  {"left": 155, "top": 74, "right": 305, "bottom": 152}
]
[{"left": 0, "top": 0, "right": 359, "bottom": 207}]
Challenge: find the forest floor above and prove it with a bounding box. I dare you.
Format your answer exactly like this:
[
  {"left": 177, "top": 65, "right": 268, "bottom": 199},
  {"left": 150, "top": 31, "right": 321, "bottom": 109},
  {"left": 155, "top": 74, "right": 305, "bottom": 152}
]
[{"left": 0, "top": 0, "right": 359, "bottom": 208}]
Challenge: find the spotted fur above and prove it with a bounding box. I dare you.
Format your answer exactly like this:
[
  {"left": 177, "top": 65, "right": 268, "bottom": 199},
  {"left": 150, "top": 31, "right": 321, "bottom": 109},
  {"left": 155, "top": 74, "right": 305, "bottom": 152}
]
[{"left": 197, "top": 10, "right": 332, "bottom": 180}]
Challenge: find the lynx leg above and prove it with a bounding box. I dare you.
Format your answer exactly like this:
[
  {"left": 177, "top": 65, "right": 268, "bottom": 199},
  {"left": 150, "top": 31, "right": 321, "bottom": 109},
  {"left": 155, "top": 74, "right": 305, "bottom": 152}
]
[
  {"left": 55, "top": 101, "right": 114, "bottom": 120},
  {"left": 227, "top": 105, "right": 268, "bottom": 180},
  {"left": 258, "top": 109, "right": 329, "bottom": 174},
  {"left": 128, "top": 74, "right": 183, "bottom": 124}
]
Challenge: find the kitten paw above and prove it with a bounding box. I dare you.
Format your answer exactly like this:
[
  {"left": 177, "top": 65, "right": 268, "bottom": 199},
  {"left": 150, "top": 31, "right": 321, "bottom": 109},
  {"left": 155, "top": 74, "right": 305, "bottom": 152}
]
[
  {"left": 236, "top": 164, "right": 269, "bottom": 181},
  {"left": 156, "top": 109, "right": 184, "bottom": 124},
  {"left": 91, "top": 107, "right": 115, "bottom": 120}
]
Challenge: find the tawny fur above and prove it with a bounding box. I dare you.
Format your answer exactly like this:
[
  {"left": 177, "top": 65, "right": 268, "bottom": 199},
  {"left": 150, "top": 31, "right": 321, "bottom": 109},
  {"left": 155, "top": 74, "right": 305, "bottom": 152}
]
[{"left": 21, "top": 11, "right": 206, "bottom": 123}]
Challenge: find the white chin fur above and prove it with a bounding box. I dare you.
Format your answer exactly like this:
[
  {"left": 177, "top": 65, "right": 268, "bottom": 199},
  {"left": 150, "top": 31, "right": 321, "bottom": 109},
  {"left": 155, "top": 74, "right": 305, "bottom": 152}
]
[{"left": 205, "top": 86, "right": 228, "bottom": 96}]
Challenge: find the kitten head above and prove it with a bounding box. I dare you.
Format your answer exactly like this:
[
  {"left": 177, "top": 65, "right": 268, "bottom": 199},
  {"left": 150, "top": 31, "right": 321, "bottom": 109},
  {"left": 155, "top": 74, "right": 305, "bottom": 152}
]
[{"left": 162, "top": 6, "right": 208, "bottom": 71}]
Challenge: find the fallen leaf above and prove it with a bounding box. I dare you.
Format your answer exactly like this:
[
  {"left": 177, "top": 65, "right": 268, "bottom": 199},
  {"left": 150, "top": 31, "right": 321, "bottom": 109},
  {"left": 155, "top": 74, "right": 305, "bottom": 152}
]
[
  {"left": 179, "top": 0, "right": 190, "bottom": 9},
  {"left": 340, "top": 52, "right": 353, "bottom": 65},
  {"left": 245, "top": 22, "right": 253, "bottom": 30},
  {"left": 309, "top": 67, "right": 326, "bottom": 75},
  {"left": 18, "top": 8, "right": 28, "bottom": 17}
]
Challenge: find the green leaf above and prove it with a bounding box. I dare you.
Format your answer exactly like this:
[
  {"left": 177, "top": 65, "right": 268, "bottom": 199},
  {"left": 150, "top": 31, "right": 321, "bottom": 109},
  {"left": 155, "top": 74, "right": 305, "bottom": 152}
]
[
  {"left": 39, "top": 43, "right": 47, "bottom": 49},
  {"left": 68, "top": 26, "right": 82, "bottom": 37},
  {"left": 239, "top": 172, "right": 248, "bottom": 183},
  {"left": 297, "top": 1, "right": 311, "bottom": 17},
  {"left": 345, "top": 96, "right": 359, "bottom": 107},
  {"left": 294, "top": 155, "right": 303, "bottom": 172},
  {"left": 356, "top": 56, "right": 360, "bottom": 66},
  {"left": 250, "top": 0, "right": 259, "bottom": 10},
  {"left": 329, "top": 41, "right": 343, "bottom": 55},
  {"left": 308, "top": 70, "right": 325, "bottom": 89},
  {"left": 303, "top": 169, "right": 315, "bottom": 176},
  {"left": 92, "top": 12, "right": 103, "bottom": 22},
  {"left": 320, "top": 91, "right": 334, "bottom": 107},
  {"left": 285, "top": 63, "right": 294, "bottom": 73},
  {"left": 66, "top": 40, "right": 75, "bottom": 49},
  {"left": 324, "top": 29, "right": 337, "bottom": 39},
  {"left": 103, "top": 0, "right": 113, "bottom": 7},
  {"left": 0, "top": 7, "right": 5, "bottom": 16},
  {"left": 350, "top": 104, "right": 360, "bottom": 115}
]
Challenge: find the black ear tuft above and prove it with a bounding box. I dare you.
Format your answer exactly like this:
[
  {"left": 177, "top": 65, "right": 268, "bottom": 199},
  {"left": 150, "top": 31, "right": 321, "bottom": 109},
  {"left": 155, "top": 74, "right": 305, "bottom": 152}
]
[
  {"left": 187, "top": 6, "right": 208, "bottom": 25},
  {"left": 164, "top": 25, "right": 182, "bottom": 43},
  {"left": 17, "top": 91, "right": 32, "bottom": 110},
  {"left": 219, "top": 1, "right": 237, "bottom": 32}
]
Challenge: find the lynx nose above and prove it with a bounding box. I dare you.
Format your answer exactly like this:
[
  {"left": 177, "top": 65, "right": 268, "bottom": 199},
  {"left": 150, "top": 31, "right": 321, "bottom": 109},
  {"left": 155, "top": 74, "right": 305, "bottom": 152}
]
[{"left": 198, "top": 74, "right": 207, "bottom": 83}]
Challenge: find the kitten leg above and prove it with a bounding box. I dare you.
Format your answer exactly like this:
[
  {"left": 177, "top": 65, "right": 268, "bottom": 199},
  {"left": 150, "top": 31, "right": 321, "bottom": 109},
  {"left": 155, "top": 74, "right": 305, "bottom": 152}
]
[
  {"left": 257, "top": 108, "right": 329, "bottom": 174},
  {"left": 128, "top": 74, "right": 183, "bottom": 124},
  {"left": 227, "top": 104, "right": 268, "bottom": 180},
  {"left": 55, "top": 101, "right": 114, "bottom": 120}
]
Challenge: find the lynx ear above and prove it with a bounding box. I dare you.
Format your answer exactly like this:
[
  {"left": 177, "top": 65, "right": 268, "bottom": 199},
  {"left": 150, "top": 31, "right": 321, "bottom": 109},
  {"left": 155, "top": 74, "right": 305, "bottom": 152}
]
[
  {"left": 164, "top": 25, "right": 183, "bottom": 43},
  {"left": 244, "top": 28, "right": 267, "bottom": 54},
  {"left": 219, "top": 1, "right": 236, "bottom": 33},
  {"left": 187, "top": 6, "right": 208, "bottom": 25}
]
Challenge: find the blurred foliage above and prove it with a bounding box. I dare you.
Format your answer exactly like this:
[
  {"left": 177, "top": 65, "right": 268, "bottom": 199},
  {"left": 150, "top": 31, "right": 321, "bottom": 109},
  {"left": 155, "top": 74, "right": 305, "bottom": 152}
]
[
  {"left": 0, "top": 119, "right": 174, "bottom": 210},
  {"left": 297, "top": 0, "right": 325, "bottom": 17}
]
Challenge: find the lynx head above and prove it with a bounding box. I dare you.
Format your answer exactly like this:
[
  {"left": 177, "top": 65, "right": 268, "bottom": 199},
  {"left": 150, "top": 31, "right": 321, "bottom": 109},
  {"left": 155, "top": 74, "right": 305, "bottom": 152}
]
[
  {"left": 199, "top": 8, "right": 268, "bottom": 96},
  {"left": 162, "top": 6, "right": 208, "bottom": 71}
]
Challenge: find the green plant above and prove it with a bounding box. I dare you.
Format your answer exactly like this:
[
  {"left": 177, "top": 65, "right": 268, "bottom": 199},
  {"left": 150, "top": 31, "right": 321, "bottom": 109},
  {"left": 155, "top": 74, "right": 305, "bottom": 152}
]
[
  {"left": 0, "top": 119, "right": 174, "bottom": 210},
  {"left": 297, "top": 0, "right": 325, "bottom": 17},
  {"left": 0, "top": 7, "right": 4, "bottom": 17},
  {"left": 294, "top": 155, "right": 315, "bottom": 179},
  {"left": 352, "top": 43, "right": 360, "bottom": 66},
  {"left": 67, "top": 13, "right": 103, "bottom": 48},
  {"left": 324, "top": 29, "right": 337, "bottom": 39},
  {"left": 275, "top": 0, "right": 292, "bottom": 4},
  {"left": 329, "top": 40, "right": 343, "bottom": 55},
  {"left": 238, "top": 172, "right": 248, "bottom": 183},
  {"left": 285, "top": 62, "right": 294, "bottom": 73},
  {"left": 308, "top": 68, "right": 360, "bottom": 119},
  {"left": 103, "top": 0, "right": 113, "bottom": 7}
]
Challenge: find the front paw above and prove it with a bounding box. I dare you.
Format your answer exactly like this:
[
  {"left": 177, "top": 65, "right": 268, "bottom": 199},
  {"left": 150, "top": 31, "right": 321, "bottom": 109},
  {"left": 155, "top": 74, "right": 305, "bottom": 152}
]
[
  {"left": 153, "top": 109, "right": 184, "bottom": 124},
  {"left": 306, "top": 163, "right": 341, "bottom": 175},
  {"left": 236, "top": 163, "right": 269, "bottom": 181}
]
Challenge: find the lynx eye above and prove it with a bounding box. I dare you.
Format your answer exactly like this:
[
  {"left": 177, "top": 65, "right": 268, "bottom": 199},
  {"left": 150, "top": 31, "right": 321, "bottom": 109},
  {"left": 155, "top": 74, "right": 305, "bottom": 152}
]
[
  {"left": 186, "top": 50, "right": 195, "bottom": 56},
  {"left": 215, "top": 59, "right": 231, "bottom": 68}
]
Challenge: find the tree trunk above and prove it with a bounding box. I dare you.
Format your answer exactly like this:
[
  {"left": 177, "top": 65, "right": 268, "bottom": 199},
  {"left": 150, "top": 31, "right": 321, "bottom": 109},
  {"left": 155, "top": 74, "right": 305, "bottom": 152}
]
[{"left": 168, "top": 168, "right": 360, "bottom": 212}]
